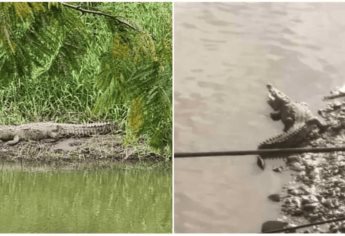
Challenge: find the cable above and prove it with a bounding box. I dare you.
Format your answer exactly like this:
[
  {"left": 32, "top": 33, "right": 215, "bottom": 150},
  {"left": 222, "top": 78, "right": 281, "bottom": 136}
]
[{"left": 175, "top": 146, "right": 345, "bottom": 158}]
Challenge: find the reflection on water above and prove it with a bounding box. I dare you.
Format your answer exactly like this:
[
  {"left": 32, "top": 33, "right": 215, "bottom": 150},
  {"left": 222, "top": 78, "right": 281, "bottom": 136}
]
[
  {"left": 174, "top": 3, "right": 345, "bottom": 233},
  {"left": 0, "top": 165, "right": 171, "bottom": 233}
]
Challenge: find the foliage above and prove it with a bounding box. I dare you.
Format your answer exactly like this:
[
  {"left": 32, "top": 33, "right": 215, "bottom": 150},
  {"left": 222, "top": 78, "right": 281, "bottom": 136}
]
[{"left": 0, "top": 3, "right": 172, "bottom": 157}]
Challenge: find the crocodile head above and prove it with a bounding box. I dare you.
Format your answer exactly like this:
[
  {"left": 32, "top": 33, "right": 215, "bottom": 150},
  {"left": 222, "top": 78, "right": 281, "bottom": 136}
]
[{"left": 266, "top": 84, "right": 291, "bottom": 111}]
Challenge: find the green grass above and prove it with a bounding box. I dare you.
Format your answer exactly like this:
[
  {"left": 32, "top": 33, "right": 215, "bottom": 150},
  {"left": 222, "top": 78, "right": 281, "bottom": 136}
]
[{"left": 0, "top": 2, "right": 172, "bottom": 156}]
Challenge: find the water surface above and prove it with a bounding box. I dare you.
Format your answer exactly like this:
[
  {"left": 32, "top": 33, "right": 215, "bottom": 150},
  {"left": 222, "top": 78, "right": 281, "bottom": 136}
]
[
  {"left": 0, "top": 164, "right": 171, "bottom": 233},
  {"left": 174, "top": 3, "right": 345, "bottom": 233}
]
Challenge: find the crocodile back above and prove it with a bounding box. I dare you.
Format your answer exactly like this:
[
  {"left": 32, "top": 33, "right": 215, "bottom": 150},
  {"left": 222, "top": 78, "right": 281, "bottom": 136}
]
[
  {"left": 258, "top": 118, "right": 323, "bottom": 150},
  {"left": 57, "top": 123, "right": 116, "bottom": 137},
  {"left": 258, "top": 124, "right": 314, "bottom": 149}
]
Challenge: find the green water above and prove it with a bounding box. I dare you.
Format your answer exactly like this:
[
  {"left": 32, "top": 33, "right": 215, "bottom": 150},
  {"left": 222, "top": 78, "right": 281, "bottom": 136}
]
[{"left": 0, "top": 164, "right": 172, "bottom": 233}]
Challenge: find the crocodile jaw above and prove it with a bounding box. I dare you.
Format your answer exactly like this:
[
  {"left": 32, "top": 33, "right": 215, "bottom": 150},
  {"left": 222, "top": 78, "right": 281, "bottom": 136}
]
[{"left": 266, "top": 84, "right": 290, "bottom": 111}]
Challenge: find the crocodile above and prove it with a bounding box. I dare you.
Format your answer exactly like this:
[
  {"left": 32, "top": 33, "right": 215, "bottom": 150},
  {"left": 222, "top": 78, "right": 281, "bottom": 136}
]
[
  {"left": 257, "top": 84, "right": 328, "bottom": 169},
  {"left": 0, "top": 122, "right": 116, "bottom": 145}
]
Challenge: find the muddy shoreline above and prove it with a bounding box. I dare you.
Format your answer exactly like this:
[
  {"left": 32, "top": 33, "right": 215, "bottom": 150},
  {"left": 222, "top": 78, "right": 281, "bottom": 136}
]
[
  {"left": 0, "top": 133, "right": 167, "bottom": 169},
  {"left": 265, "top": 90, "right": 345, "bottom": 233}
]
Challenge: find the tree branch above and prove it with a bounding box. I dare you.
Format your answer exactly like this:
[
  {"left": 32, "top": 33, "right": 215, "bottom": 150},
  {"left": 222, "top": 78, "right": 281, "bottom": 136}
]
[{"left": 61, "top": 3, "right": 141, "bottom": 32}]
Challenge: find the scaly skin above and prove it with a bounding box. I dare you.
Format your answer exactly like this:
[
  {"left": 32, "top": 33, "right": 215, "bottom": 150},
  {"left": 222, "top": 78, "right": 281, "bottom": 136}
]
[
  {"left": 0, "top": 122, "right": 116, "bottom": 145},
  {"left": 266, "top": 84, "right": 325, "bottom": 132},
  {"left": 257, "top": 119, "right": 321, "bottom": 169},
  {"left": 257, "top": 84, "right": 328, "bottom": 169}
]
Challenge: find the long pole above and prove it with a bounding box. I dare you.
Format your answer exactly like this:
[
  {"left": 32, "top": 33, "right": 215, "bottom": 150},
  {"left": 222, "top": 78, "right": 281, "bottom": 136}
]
[
  {"left": 324, "top": 93, "right": 345, "bottom": 100},
  {"left": 264, "top": 216, "right": 345, "bottom": 233},
  {"left": 175, "top": 146, "right": 345, "bottom": 158}
]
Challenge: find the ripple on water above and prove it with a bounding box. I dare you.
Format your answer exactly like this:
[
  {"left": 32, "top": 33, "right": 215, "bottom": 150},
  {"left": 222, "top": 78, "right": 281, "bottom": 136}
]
[{"left": 175, "top": 2, "right": 345, "bottom": 233}]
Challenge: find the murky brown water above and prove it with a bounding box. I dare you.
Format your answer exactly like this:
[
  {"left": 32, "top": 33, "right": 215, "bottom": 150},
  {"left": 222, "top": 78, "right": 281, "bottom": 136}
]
[{"left": 174, "top": 3, "right": 345, "bottom": 233}]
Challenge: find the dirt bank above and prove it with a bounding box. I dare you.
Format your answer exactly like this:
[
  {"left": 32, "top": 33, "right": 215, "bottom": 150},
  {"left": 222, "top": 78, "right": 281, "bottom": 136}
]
[{"left": 0, "top": 133, "right": 166, "bottom": 168}]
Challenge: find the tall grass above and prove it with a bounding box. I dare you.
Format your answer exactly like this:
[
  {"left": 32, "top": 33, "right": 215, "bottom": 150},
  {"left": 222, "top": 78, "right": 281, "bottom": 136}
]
[{"left": 0, "top": 3, "right": 172, "bottom": 156}]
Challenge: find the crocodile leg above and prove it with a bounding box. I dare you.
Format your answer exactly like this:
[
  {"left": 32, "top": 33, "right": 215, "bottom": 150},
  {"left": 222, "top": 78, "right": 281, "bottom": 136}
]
[
  {"left": 257, "top": 156, "right": 265, "bottom": 169},
  {"left": 48, "top": 131, "right": 58, "bottom": 139},
  {"left": 7, "top": 135, "right": 20, "bottom": 146},
  {"left": 270, "top": 112, "right": 281, "bottom": 121},
  {"left": 309, "top": 118, "right": 329, "bottom": 133},
  {"left": 283, "top": 118, "right": 294, "bottom": 132}
]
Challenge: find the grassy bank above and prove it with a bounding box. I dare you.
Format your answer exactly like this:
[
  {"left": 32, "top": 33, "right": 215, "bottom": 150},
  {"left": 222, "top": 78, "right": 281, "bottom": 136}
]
[{"left": 0, "top": 3, "right": 172, "bottom": 158}]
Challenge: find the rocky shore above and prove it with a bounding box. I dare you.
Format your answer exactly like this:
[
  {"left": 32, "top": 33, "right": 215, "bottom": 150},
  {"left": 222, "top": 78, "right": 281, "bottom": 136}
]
[{"left": 268, "top": 91, "right": 345, "bottom": 233}]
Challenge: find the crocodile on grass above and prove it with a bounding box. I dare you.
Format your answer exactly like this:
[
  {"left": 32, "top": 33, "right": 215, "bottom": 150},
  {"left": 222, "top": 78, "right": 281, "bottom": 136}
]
[
  {"left": 0, "top": 122, "right": 116, "bottom": 145},
  {"left": 257, "top": 84, "right": 328, "bottom": 169}
]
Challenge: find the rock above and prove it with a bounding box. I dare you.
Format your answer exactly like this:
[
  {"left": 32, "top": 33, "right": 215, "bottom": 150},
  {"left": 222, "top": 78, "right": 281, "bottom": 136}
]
[
  {"left": 322, "top": 199, "right": 333, "bottom": 208},
  {"left": 299, "top": 185, "right": 315, "bottom": 195},
  {"left": 301, "top": 195, "right": 318, "bottom": 205},
  {"left": 290, "top": 162, "right": 305, "bottom": 172},
  {"left": 334, "top": 187, "right": 341, "bottom": 194},
  {"left": 273, "top": 166, "right": 283, "bottom": 173},
  {"left": 291, "top": 197, "right": 302, "bottom": 208},
  {"left": 287, "top": 187, "right": 300, "bottom": 195},
  {"left": 277, "top": 216, "right": 288, "bottom": 222},
  {"left": 337, "top": 155, "right": 345, "bottom": 162},
  {"left": 316, "top": 195, "right": 323, "bottom": 201},
  {"left": 261, "top": 220, "right": 288, "bottom": 233},
  {"left": 338, "top": 223, "right": 345, "bottom": 233},
  {"left": 302, "top": 203, "right": 318, "bottom": 212},
  {"left": 292, "top": 209, "right": 303, "bottom": 216},
  {"left": 283, "top": 198, "right": 291, "bottom": 205},
  {"left": 301, "top": 196, "right": 310, "bottom": 205},
  {"left": 333, "top": 209, "right": 345, "bottom": 218},
  {"left": 329, "top": 223, "right": 338, "bottom": 233},
  {"left": 310, "top": 195, "right": 319, "bottom": 203},
  {"left": 308, "top": 168, "right": 321, "bottom": 179},
  {"left": 268, "top": 194, "right": 281, "bottom": 202},
  {"left": 286, "top": 155, "right": 300, "bottom": 164},
  {"left": 309, "top": 213, "right": 320, "bottom": 221},
  {"left": 333, "top": 199, "right": 340, "bottom": 207},
  {"left": 333, "top": 101, "right": 342, "bottom": 109}
]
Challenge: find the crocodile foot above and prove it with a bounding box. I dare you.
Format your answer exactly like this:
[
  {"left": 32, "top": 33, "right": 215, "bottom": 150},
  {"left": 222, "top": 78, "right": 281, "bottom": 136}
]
[{"left": 257, "top": 156, "right": 265, "bottom": 170}]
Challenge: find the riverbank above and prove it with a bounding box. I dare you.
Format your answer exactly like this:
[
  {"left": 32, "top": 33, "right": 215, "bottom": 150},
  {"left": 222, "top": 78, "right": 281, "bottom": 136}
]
[
  {"left": 0, "top": 132, "right": 169, "bottom": 169},
  {"left": 271, "top": 90, "right": 345, "bottom": 233}
]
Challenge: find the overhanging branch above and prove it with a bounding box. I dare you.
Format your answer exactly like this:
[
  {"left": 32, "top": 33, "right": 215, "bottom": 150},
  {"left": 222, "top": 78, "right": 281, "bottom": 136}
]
[{"left": 61, "top": 3, "right": 141, "bottom": 32}]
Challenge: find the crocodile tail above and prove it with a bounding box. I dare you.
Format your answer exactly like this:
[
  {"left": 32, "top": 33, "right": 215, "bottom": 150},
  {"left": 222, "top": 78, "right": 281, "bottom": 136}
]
[
  {"left": 257, "top": 124, "right": 307, "bottom": 169},
  {"left": 258, "top": 124, "right": 307, "bottom": 149},
  {"left": 256, "top": 119, "right": 323, "bottom": 170}
]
